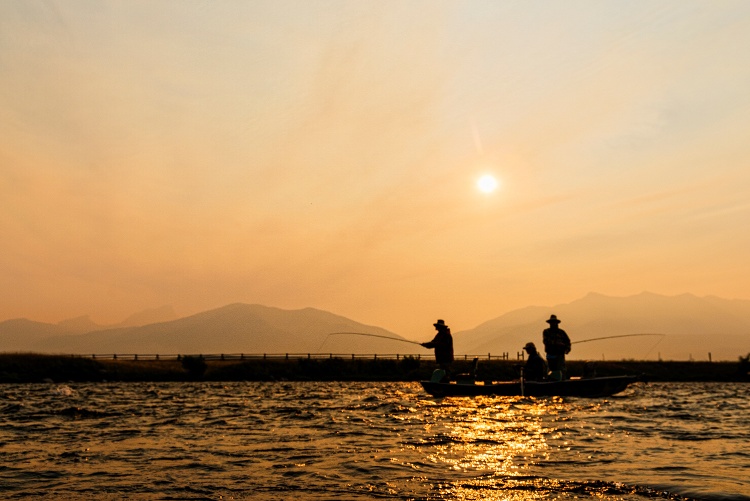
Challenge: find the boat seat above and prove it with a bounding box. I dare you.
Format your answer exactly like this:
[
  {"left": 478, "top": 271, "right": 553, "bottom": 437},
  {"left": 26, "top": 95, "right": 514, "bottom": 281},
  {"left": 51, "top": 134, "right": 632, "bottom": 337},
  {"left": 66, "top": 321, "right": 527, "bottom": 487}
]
[{"left": 454, "top": 358, "right": 479, "bottom": 384}]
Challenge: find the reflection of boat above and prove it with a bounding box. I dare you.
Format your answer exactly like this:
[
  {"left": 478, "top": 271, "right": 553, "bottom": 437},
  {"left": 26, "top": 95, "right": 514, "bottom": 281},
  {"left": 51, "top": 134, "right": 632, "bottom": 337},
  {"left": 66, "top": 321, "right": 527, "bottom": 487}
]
[{"left": 420, "top": 375, "right": 639, "bottom": 398}]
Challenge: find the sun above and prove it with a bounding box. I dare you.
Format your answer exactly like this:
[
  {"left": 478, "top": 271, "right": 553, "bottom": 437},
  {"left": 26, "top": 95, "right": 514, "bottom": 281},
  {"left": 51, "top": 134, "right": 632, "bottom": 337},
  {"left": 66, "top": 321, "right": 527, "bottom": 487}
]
[{"left": 477, "top": 174, "right": 499, "bottom": 194}]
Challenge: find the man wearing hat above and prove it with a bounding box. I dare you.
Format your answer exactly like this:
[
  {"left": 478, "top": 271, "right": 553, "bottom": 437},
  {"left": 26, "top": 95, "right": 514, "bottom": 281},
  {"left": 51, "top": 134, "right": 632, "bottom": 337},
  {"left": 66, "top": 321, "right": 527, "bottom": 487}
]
[
  {"left": 542, "top": 314, "right": 571, "bottom": 381},
  {"left": 421, "top": 319, "right": 454, "bottom": 377},
  {"left": 523, "top": 342, "right": 548, "bottom": 381}
]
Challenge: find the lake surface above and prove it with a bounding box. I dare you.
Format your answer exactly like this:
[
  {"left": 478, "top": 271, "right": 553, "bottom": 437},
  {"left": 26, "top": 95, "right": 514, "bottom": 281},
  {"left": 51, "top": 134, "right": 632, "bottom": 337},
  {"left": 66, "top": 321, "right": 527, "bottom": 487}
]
[{"left": 0, "top": 381, "right": 748, "bottom": 500}]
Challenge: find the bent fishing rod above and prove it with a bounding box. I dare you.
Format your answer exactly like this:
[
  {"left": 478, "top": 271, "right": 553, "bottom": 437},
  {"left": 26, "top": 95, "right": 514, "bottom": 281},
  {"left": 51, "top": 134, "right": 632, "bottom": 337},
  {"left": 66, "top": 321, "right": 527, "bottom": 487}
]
[
  {"left": 572, "top": 333, "right": 666, "bottom": 344},
  {"left": 325, "top": 332, "right": 422, "bottom": 345},
  {"left": 318, "top": 332, "right": 423, "bottom": 351}
]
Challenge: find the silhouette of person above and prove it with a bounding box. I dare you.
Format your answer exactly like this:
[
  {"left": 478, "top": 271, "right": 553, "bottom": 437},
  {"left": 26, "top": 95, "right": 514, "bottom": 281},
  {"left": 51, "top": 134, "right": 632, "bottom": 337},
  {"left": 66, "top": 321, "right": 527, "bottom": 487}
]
[
  {"left": 421, "top": 319, "right": 454, "bottom": 378},
  {"left": 523, "top": 342, "right": 548, "bottom": 381},
  {"left": 542, "top": 314, "right": 571, "bottom": 381}
]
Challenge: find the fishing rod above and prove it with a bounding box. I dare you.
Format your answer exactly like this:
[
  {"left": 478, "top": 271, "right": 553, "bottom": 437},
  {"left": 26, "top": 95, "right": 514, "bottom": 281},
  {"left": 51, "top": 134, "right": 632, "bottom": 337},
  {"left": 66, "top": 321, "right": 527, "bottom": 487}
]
[
  {"left": 318, "top": 332, "right": 423, "bottom": 351},
  {"left": 572, "top": 333, "right": 666, "bottom": 344},
  {"left": 326, "top": 332, "right": 422, "bottom": 345}
]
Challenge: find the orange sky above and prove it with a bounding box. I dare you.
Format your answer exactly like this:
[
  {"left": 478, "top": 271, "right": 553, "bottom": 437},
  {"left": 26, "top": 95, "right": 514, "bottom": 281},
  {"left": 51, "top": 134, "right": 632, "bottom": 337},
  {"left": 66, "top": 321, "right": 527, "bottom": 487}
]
[{"left": 2, "top": 1, "right": 750, "bottom": 340}]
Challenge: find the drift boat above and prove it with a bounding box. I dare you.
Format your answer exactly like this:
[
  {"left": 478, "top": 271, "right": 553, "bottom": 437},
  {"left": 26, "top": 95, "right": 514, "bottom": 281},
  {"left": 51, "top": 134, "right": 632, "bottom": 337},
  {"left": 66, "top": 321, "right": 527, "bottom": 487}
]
[{"left": 420, "top": 375, "right": 639, "bottom": 398}]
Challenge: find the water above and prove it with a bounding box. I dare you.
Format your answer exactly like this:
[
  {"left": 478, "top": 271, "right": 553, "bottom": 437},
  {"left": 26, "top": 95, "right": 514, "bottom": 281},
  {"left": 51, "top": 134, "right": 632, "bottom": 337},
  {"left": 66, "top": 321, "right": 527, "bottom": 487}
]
[{"left": 0, "top": 381, "right": 748, "bottom": 500}]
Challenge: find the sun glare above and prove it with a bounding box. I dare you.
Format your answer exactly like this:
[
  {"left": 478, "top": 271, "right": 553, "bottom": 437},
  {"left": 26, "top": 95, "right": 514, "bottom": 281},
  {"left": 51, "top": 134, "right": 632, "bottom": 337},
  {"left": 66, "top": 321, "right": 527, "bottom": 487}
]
[{"left": 477, "top": 174, "right": 499, "bottom": 194}]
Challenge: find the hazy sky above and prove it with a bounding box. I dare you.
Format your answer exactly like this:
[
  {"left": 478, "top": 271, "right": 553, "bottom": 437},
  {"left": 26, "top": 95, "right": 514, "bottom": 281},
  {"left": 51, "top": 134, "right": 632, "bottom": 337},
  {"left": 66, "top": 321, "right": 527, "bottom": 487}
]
[{"left": 2, "top": 1, "right": 750, "bottom": 339}]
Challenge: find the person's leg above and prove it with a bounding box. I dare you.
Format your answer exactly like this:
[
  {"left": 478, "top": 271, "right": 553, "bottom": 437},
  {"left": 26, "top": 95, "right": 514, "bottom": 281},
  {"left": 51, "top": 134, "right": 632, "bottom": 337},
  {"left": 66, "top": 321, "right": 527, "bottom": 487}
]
[{"left": 547, "top": 355, "right": 562, "bottom": 381}]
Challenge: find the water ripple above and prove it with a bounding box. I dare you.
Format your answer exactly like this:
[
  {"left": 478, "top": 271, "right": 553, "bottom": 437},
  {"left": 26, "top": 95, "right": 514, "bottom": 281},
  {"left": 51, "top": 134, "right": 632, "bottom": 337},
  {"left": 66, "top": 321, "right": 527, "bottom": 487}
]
[{"left": 0, "top": 381, "right": 747, "bottom": 499}]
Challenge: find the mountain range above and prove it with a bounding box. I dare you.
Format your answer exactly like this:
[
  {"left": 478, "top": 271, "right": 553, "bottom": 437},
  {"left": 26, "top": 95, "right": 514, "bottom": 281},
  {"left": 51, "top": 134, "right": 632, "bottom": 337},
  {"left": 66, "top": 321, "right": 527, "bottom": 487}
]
[
  {"left": 454, "top": 292, "right": 750, "bottom": 362},
  {"left": 0, "top": 303, "right": 411, "bottom": 355},
  {"left": 1, "top": 293, "right": 748, "bottom": 360}
]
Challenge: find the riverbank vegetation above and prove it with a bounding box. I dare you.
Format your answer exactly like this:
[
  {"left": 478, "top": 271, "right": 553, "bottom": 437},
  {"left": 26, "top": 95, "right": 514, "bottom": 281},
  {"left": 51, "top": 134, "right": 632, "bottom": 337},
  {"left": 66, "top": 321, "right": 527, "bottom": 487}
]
[{"left": 1, "top": 353, "right": 749, "bottom": 383}]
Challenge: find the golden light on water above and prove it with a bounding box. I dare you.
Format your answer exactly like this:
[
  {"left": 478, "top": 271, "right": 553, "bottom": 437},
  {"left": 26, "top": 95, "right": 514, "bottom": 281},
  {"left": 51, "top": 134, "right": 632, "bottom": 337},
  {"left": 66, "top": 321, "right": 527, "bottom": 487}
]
[
  {"left": 409, "top": 396, "right": 574, "bottom": 500},
  {"left": 419, "top": 397, "right": 557, "bottom": 473}
]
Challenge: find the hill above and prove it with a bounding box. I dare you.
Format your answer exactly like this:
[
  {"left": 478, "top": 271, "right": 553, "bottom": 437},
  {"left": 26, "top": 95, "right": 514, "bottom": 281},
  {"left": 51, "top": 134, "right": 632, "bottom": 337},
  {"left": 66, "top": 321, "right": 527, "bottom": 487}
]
[
  {"left": 454, "top": 292, "right": 750, "bottom": 361},
  {"left": 0, "top": 319, "right": 69, "bottom": 352},
  {"left": 2, "top": 293, "right": 749, "bottom": 360},
  {"left": 113, "top": 305, "right": 177, "bottom": 328},
  {"left": 22, "top": 304, "right": 413, "bottom": 355}
]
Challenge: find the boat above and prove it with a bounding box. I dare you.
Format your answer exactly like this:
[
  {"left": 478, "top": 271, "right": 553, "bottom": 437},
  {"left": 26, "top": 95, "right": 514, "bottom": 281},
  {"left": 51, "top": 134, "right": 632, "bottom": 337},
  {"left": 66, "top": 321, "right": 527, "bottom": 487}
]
[{"left": 420, "top": 375, "right": 639, "bottom": 398}]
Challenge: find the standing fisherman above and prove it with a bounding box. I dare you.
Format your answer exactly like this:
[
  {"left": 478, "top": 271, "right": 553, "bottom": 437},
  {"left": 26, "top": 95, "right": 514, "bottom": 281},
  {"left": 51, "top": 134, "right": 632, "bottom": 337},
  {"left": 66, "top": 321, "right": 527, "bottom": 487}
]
[
  {"left": 542, "top": 314, "right": 571, "bottom": 381},
  {"left": 421, "top": 319, "right": 454, "bottom": 381}
]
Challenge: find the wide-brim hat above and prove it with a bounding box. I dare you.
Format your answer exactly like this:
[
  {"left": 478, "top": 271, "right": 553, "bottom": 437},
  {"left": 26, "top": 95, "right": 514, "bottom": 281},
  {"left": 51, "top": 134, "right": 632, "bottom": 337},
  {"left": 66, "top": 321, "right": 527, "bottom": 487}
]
[
  {"left": 434, "top": 319, "right": 447, "bottom": 328},
  {"left": 546, "top": 314, "right": 561, "bottom": 324},
  {"left": 524, "top": 342, "right": 536, "bottom": 351}
]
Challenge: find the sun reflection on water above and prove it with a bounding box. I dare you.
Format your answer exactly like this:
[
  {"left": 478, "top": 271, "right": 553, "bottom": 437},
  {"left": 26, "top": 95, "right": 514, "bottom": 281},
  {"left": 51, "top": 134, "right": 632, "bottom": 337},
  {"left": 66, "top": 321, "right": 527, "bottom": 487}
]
[
  {"left": 418, "top": 396, "right": 563, "bottom": 475},
  {"left": 409, "top": 395, "right": 574, "bottom": 499}
]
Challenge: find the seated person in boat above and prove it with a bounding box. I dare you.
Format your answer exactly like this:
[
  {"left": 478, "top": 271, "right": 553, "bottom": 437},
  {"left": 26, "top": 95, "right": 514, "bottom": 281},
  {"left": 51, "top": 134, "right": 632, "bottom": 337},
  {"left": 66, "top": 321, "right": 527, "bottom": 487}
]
[
  {"left": 523, "top": 342, "right": 548, "bottom": 380},
  {"left": 421, "top": 319, "right": 454, "bottom": 380}
]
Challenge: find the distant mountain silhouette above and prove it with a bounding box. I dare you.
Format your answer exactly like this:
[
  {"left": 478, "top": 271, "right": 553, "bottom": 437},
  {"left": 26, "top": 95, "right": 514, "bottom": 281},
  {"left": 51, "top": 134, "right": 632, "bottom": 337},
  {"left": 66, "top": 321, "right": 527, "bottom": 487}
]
[
  {"left": 21, "top": 304, "right": 414, "bottom": 355},
  {"left": 2, "top": 293, "right": 748, "bottom": 360},
  {"left": 113, "top": 305, "right": 177, "bottom": 328},
  {"left": 1, "top": 305, "right": 178, "bottom": 353},
  {"left": 57, "top": 315, "right": 102, "bottom": 334},
  {"left": 0, "top": 319, "right": 68, "bottom": 352},
  {"left": 454, "top": 292, "right": 750, "bottom": 361},
  {"left": 54, "top": 306, "right": 177, "bottom": 333}
]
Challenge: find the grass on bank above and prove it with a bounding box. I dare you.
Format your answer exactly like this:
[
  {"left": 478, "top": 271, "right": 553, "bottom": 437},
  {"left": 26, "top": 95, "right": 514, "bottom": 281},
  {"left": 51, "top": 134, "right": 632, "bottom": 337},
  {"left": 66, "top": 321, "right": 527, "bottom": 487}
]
[{"left": 1, "top": 353, "right": 748, "bottom": 383}]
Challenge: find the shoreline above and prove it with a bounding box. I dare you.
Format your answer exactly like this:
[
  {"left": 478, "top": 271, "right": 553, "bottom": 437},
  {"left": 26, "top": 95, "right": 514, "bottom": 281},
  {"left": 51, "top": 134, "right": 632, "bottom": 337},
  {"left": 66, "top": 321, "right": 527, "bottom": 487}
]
[{"left": 1, "top": 353, "right": 748, "bottom": 383}]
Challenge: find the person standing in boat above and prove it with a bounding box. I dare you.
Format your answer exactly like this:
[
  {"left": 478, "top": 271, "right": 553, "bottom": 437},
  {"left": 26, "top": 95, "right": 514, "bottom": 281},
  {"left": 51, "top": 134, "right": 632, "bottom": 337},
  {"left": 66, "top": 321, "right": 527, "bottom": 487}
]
[
  {"left": 542, "top": 314, "right": 571, "bottom": 381},
  {"left": 421, "top": 319, "right": 454, "bottom": 379},
  {"left": 523, "top": 342, "right": 548, "bottom": 380}
]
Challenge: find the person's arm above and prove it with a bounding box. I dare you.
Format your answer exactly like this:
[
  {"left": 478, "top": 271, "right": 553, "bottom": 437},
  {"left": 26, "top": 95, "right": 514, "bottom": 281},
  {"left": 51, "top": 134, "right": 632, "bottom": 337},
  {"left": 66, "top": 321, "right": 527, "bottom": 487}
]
[{"left": 422, "top": 334, "right": 438, "bottom": 348}]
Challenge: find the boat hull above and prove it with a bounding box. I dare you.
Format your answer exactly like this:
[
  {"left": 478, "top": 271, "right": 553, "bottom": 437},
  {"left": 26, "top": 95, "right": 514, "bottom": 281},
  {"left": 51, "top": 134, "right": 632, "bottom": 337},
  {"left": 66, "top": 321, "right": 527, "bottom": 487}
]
[{"left": 420, "top": 375, "right": 639, "bottom": 398}]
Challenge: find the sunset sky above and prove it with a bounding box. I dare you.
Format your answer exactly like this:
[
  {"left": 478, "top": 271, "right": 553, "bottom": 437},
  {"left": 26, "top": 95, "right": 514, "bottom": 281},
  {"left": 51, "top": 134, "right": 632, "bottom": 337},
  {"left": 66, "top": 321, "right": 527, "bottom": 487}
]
[{"left": 2, "top": 1, "right": 750, "bottom": 339}]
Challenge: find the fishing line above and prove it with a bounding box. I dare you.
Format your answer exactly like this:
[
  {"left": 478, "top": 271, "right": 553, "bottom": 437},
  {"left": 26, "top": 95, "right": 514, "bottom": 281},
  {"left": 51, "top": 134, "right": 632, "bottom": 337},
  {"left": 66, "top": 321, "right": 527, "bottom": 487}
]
[
  {"left": 318, "top": 332, "right": 422, "bottom": 352},
  {"left": 643, "top": 335, "right": 666, "bottom": 360}
]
